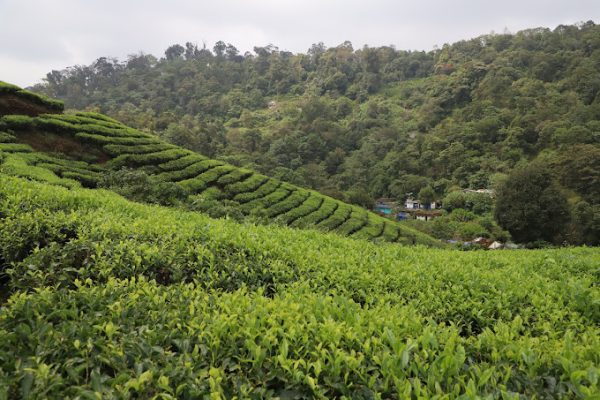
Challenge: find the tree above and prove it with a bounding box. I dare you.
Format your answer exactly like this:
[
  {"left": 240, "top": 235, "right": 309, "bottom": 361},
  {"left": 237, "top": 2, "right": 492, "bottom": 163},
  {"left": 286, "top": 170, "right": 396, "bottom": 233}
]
[
  {"left": 443, "top": 191, "right": 466, "bottom": 211},
  {"left": 494, "top": 164, "right": 570, "bottom": 243},
  {"left": 345, "top": 187, "right": 374, "bottom": 209},
  {"left": 418, "top": 186, "right": 435, "bottom": 206},
  {"left": 165, "top": 44, "right": 185, "bottom": 61}
]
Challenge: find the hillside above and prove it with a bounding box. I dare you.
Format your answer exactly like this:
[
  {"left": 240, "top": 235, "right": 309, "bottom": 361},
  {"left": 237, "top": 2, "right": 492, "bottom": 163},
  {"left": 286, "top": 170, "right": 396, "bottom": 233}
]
[
  {"left": 31, "top": 22, "right": 600, "bottom": 245},
  {"left": 0, "top": 89, "right": 598, "bottom": 397},
  {"left": 1, "top": 170, "right": 599, "bottom": 398},
  {"left": 33, "top": 24, "right": 600, "bottom": 201},
  {"left": 0, "top": 81, "right": 440, "bottom": 247}
]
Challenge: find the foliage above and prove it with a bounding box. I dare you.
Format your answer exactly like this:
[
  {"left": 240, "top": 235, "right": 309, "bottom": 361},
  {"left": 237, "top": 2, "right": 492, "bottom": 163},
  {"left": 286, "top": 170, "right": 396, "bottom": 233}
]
[
  {"left": 0, "top": 107, "right": 438, "bottom": 246},
  {"left": 495, "top": 164, "right": 570, "bottom": 244},
  {"left": 0, "top": 80, "right": 64, "bottom": 114},
  {"left": 0, "top": 175, "right": 598, "bottom": 398},
  {"left": 98, "top": 168, "right": 189, "bottom": 206},
  {"left": 28, "top": 22, "right": 600, "bottom": 244}
]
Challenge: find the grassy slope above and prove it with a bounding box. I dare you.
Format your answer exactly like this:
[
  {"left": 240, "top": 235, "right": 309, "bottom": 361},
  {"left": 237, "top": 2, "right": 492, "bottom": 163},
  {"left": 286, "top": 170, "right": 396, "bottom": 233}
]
[
  {"left": 0, "top": 175, "right": 598, "bottom": 398},
  {"left": 0, "top": 84, "right": 440, "bottom": 247}
]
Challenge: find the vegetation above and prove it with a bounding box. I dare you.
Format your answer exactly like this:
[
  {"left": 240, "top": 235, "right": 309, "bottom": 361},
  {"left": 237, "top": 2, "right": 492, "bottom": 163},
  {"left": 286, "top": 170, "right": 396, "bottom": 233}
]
[
  {"left": 0, "top": 175, "right": 598, "bottom": 398},
  {"left": 495, "top": 164, "right": 570, "bottom": 243},
  {"left": 0, "top": 80, "right": 64, "bottom": 115},
  {"left": 0, "top": 88, "right": 439, "bottom": 246},
  {"left": 0, "top": 17, "right": 598, "bottom": 399},
  {"left": 32, "top": 22, "right": 600, "bottom": 244}
]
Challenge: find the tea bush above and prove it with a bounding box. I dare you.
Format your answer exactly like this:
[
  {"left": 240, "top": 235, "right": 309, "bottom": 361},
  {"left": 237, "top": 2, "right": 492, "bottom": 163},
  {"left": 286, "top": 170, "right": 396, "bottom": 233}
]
[{"left": 0, "top": 175, "right": 598, "bottom": 398}]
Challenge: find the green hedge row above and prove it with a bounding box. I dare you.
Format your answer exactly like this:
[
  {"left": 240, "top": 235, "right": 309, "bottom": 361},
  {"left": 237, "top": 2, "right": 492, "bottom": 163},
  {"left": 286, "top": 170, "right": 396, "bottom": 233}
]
[
  {"left": 0, "top": 80, "right": 21, "bottom": 92},
  {"left": 103, "top": 143, "right": 177, "bottom": 156},
  {"left": 240, "top": 187, "right": 293, "bottom": 212},
  {"left": 26, "top": 153, "right": 106, "bottom": 173},
  {"left": 44, "top": 114, "right": 127, "bottom": 131},
  {"left": 74, "top": 111, "right": 121, "bottom": 124},
  {"left": 158, "top": 154, "right": 207, "bottom": 171},
  {"left": 233, "top": 179, "right": 281, "bottom": 203},
  {"left": 194, "top": 165, "right": 237, "bottom": 186},
  {"left": 336, "top": 209, "right": 369, "bottom": 236},
  {"left": 75, "top": 132, "right": 162, "bottom": 146},
  {"left": 216, "top": 169, "right": 253, "bottom": 186},
  {"left": 156, "top": 159, "right": 224, "bottom": 182},
  {"left": 0, "top": 143, "right": 32, "bottom": 153},
  {"left": 0, "top": 155, "right": 79, "bottom": 188},
  {"left": 34, "top": 162, "right": 100, "bottom": 178},
  {"left": 0, "top": 115, "right": 34, "bottom": 130},
  {"left": 178, "top": 177, "right": 208, "bottom": 193},
  {"left": 0, "top": 131, "right": 16, "bottom": 143},
  {"left": 0, "top": 81, "right": 64, "bottom": 111},
  {"left": 40, "top": 114, "right": 151, "bottom": 138},
  {"left": 278, "top": 195, "right": 324, "bottom": 225},
  {"left": 224, "top": 174, "right": 269, "bottom": 196},
  {"left": 381, "top": 222, "right": 401, "bottom": 242},
  {"left": 61, "top": 171, "right": 100, "bottom": 187},
  {"left": 265, "top": 190, "right": 311, "bottom": 218},
  {"left": 106, "top": 149, "right": 190, "bottom": 168},
  {"left": 317, "top": 204, "right": 352, "bottom": 231},
  {"left": 353, "top": 218, "right": 385, "bottom": 240},
  {"left": 291, "top": 199, "right": 338, "bottom": 228}
]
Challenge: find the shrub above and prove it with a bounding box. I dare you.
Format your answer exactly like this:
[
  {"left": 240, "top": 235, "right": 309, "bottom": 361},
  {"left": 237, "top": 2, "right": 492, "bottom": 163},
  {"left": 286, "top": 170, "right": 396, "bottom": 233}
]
[
  {"left": 336, "top": 209, "right": 369, "bottom": 236},
  {"left": 292, "top": 199, "right": 337, "bottom": 227},
  {"left": 0, "top": 131, "right": 16, "bottom": 143},
  {"left": 98, "top": 168, "right": 188, "bottom": 206},
  {"left": 318, "top": 204, "right": 352, "bottom": 230},
  {"left": 265, "top": 190, "right": 310, "bottom": 218},
  {"left": 233, "top": 179, "right": 281, "bottom": 203}
]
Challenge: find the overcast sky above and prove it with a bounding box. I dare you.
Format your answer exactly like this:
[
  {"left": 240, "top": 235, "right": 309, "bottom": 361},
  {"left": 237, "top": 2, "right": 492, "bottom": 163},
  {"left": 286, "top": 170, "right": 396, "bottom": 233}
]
[{"left": 1, "top": 0, "right": 599, "bottom": 87}]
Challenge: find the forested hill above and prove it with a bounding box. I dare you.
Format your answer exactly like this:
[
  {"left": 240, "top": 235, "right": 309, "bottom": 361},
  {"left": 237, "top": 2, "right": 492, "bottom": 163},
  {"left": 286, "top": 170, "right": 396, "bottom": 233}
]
[
  {"left": 32, "top": 22, "right": 599, "bottom": 239},
  {"left": 0, "top": 81, "right": 440, "bottom": 246}
]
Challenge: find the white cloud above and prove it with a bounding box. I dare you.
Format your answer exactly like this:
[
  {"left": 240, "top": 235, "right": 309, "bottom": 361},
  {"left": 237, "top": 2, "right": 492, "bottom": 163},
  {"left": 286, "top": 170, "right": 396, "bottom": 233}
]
[{"left": 1, "top": 0, "right": 599, "bottom": 87}]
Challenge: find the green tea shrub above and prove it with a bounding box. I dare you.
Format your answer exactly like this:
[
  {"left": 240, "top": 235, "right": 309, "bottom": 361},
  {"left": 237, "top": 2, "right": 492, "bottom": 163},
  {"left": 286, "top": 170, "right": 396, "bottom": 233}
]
[
  {"left": 158, "top": 154, "right": 206, "bottom": 171},
  {"left": 317, "top": 204, "right": 352, "bottom": 230},
  {"left": 291, "top": 199, "right": 337, "bottom": 227},
  {"left": 265, "top": 190, "right": 310, "bottom": 218},
  {"left": 336, "top": 209, "right": 369, "bottom": 236},
  {"left": 216, "top": 168, "right": 253, "bottom": 186},
  {"left": 278, "top": 196, "right": 323, "bottom": 225},
  {"left": 233, "top": 180, "right": 281, "bottom": 203},
  {"left": 224, "top": 174, "right": 268, "bottom": 195},
  {"left": 0, "top": 131, "right": 16, "bottom": 143},
  {"left": 98, "top": 168, "right": 188, "bottom": 206}
]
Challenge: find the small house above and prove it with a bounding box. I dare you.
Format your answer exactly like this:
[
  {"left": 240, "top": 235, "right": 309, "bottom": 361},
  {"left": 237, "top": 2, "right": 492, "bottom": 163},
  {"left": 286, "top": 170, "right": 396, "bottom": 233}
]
[
  {"left": 404, "top": 198, "right": 438, "bottom": 211},
  {"left": 374, "top": 198, "right": 397, "bottom": 215},
  {"left": 413, "top": 210, "right": 441, "bottom": 221},
  {"left": 374, "top": 203, "right": 393, "bottom": 215}
]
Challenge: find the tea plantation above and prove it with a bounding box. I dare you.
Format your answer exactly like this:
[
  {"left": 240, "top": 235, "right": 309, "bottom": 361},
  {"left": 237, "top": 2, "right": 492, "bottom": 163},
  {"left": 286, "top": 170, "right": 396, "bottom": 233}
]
[
  {"left": 0, "top": 81, "right": 439, "bottom": 247},
  {"left": 0, "top": 174, "right": 598, "bottom": 398},
  {"left": 0, "top": 82, "right": 599, "bottom": 398}
]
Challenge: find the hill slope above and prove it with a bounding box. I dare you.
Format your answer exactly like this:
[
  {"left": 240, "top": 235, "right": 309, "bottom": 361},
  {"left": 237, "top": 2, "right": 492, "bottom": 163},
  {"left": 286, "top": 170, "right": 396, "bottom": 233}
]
[
  {"left": 0, "top": 174, "right": 598, "bottom": 398},
  {"left": 32, "top": 22, "right": 600, "bottom": 206},
  {"left": 0, "top": 81, "right": 440, "bottom": 246}
]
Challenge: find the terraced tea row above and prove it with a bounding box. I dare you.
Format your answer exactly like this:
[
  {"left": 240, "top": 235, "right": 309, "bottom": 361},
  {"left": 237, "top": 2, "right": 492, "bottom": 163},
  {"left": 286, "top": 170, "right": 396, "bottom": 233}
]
[
  {"left": 0, "top": 98, "right": 439, "bottom": 246},
  {"left": 0, "top": 80, "right": 64, "bottom": 116}
]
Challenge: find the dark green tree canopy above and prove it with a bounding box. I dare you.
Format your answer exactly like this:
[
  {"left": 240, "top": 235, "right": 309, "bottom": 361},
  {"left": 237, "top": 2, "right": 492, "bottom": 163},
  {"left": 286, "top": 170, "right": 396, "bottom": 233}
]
[{"left": 494, "top": 164, "right": 570, "bottom": 243}]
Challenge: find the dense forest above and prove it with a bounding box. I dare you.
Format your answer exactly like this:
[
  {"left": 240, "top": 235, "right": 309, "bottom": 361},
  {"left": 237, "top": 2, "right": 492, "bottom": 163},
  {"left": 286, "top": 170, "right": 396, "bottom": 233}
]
[{"left": 33, "top": 22, "right": 600, "bottom": 245}]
